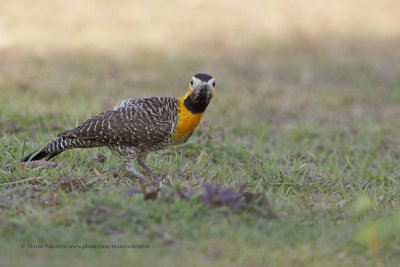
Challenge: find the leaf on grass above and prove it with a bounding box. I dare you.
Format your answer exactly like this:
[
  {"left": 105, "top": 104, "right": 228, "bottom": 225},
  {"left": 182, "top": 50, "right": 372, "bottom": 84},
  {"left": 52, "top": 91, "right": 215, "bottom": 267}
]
[
  {"left": 202, "top": 183, "right": 218, "bottom": 204},
  {"left": 177, "top": 189, "right": 195, "bottom": 200},
  {"left": 144, "top": 189, "right": 159, "bottom": 200},
  {"left": 123, "top": 188, "right": 142, "bottom": 197},
  {"left": 123, "top": 186, "right": 159, "bottom": 200},
  {"left": 215, "top": 189, "right": 240, "bottom": 202},
  {"left": 122, "top": 182, "right": 276, "bottom": 218},
  {"left": 201, "top": 183, "right": 277, "bottom": 217},
  {"left": 202, "top": 183, "right": 242, "bottom": 210}
]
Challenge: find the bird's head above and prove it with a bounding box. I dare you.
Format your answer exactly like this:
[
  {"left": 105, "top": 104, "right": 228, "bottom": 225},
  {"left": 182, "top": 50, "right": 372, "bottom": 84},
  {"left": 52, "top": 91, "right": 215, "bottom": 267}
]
[
  {"left": 183, "top": 73, "right": 215, "bottom": 114},
  {"left": 187, "top": 73, "right": 215, "bottom": 106}
]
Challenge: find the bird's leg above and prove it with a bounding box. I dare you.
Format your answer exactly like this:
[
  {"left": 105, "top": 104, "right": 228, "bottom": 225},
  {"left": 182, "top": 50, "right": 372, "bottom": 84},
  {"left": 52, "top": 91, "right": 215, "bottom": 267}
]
[
  {"left": 124, "top": 155, "right": 147, "bottom": 181},
  {"left": 137, "top": 154, "right": 159, "bottom": 179}
]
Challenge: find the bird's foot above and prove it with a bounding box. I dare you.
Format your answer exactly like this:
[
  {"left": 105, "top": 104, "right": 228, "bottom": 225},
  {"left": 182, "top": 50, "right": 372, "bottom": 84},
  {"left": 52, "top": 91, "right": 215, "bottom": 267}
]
[
  {"left": 126, "top": 167, "right": 147, "bottom": 182},
  {"left": 137, "top": 157, "right": 160, "bottom": 180}
]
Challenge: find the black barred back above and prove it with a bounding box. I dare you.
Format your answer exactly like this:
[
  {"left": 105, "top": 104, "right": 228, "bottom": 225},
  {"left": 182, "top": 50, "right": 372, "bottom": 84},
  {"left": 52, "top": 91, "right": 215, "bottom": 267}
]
[
  {"left": 22, "top": 96, "right": 180, "bottom": 162},
  {"left": 58, "top": 97, "right": 179, "bottom": 149}
]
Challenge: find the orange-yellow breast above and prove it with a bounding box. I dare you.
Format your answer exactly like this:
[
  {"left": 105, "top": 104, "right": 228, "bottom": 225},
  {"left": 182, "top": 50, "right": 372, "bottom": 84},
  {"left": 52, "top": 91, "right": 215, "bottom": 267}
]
[{"left": 172, "top": 95, "right": 203, "bottom": 141}]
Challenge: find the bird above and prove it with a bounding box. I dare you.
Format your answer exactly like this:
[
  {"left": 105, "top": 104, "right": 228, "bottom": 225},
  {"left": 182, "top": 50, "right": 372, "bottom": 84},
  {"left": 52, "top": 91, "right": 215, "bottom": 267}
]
[{"left": 21, "top": 73, "right": 216, "bottom": 180}]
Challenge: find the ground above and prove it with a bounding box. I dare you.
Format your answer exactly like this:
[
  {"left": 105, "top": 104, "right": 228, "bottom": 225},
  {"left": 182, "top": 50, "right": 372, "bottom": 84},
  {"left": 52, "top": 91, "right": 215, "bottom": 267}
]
[{"left": 1, "top": 0, "right": 400, "bottom": 266}]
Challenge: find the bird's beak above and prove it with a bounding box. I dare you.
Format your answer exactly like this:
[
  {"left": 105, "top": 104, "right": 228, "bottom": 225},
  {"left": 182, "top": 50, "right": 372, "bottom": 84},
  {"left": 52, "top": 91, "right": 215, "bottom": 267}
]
[
  {"left": 198, "top": 82, "right": 212, "bottom": 96},
  {"left": 189, "top": 82, "right": 214, "bottom": 101}
]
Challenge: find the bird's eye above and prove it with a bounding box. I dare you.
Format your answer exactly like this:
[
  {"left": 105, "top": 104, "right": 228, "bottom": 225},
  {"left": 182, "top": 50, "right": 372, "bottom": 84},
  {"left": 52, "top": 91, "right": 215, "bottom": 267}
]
[
  {"left": 212, "top": 81, "right": 216, "bottom": 87},
  {"left": 191, "top": 80, "right": 194, "bottom": 86}
]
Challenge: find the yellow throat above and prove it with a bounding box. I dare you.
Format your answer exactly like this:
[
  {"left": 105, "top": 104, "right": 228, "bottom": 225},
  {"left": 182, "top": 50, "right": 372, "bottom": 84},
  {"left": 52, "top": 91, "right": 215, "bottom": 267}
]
[{"left": 172, "top": 87, "right": 204, "bottom": 141}]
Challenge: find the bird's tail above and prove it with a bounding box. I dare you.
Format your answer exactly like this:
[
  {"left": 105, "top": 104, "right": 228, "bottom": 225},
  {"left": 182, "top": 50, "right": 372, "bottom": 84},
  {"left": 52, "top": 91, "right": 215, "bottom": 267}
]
[
  {"left": 20, "top": 148, "right": 59, "bottom": 162},
  {"left": 21, "top": 137, "right": 98, "bottom": 162}
]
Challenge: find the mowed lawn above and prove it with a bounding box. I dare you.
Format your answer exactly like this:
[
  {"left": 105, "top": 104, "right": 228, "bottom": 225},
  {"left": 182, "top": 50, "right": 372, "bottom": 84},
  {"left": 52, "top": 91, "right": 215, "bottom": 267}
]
[{"left": 1, "top": 1, "right": 400, "bottom": 266}]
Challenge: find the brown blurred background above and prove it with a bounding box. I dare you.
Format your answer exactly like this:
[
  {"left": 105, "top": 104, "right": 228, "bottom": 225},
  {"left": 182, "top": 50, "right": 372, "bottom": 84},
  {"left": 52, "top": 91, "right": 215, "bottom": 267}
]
[
  {"left": 0, "top": 0, "right": 399, "bottom": 128},
  {"left": 1, "top": 0, "right": 399, "bottom": 52}
]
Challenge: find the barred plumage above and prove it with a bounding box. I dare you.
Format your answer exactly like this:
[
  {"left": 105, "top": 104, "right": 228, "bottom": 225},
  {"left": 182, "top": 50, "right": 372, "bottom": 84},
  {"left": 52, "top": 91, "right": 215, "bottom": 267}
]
[{"left": 21, "top": 73, "right": 216, "bottom": 180}]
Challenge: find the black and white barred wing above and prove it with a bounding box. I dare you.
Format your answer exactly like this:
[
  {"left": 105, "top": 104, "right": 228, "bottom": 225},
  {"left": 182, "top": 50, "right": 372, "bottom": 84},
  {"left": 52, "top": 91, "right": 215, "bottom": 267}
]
[{"left": 58, "top": 97, "right": 178, "bottom": 146}]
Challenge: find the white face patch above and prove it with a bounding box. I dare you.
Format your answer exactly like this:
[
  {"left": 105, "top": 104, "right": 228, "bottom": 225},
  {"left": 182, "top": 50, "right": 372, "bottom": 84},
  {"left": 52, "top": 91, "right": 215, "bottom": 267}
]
[
  {"left": 207, "top": 77, "right": 216, "bottom": 89},
  {"left": 191, "top": 76, "right": 202, "bottom": 89},
  {"left": 190, "top": 75, "right": 215, "bottom": 94}
]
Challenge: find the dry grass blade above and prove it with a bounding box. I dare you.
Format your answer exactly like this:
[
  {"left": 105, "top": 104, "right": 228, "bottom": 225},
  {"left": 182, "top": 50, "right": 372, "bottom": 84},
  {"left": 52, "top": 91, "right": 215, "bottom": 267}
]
[
  {"left": 3, "top": 161, "right": 63, "bottom": 170},
  {"left": 0, "top": 176, "right": 43, "bottom": 186}
]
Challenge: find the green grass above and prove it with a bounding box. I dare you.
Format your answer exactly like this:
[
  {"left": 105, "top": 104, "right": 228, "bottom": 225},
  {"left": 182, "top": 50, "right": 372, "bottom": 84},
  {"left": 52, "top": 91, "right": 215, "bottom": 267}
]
[{"left": 1, "top": 42, "right": 400, "bottom": 266}]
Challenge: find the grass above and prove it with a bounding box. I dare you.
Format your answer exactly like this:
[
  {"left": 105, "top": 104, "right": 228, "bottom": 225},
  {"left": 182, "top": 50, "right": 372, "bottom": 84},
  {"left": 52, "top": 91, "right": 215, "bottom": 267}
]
[{"left": 1, "top": 0, "right": 400, "bottom": 266}]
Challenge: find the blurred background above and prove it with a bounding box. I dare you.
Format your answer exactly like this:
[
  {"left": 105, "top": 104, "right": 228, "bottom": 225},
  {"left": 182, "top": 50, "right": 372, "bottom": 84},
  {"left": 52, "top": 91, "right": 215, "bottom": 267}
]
[{"left": 0, "top": 0, "right": 399, "bottom": 129}]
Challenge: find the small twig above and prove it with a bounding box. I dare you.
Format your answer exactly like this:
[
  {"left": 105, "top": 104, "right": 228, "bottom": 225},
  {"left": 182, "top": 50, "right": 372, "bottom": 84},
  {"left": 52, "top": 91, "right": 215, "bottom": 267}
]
[
  {"left": 0, "top": 177, "right": 43, "bottom": 186},
  {"left": 3, "top": 161, "right": 63, "bottom": 170},
  {"left": 22, "top": 161, "right": 63, "bottom": 169}
]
